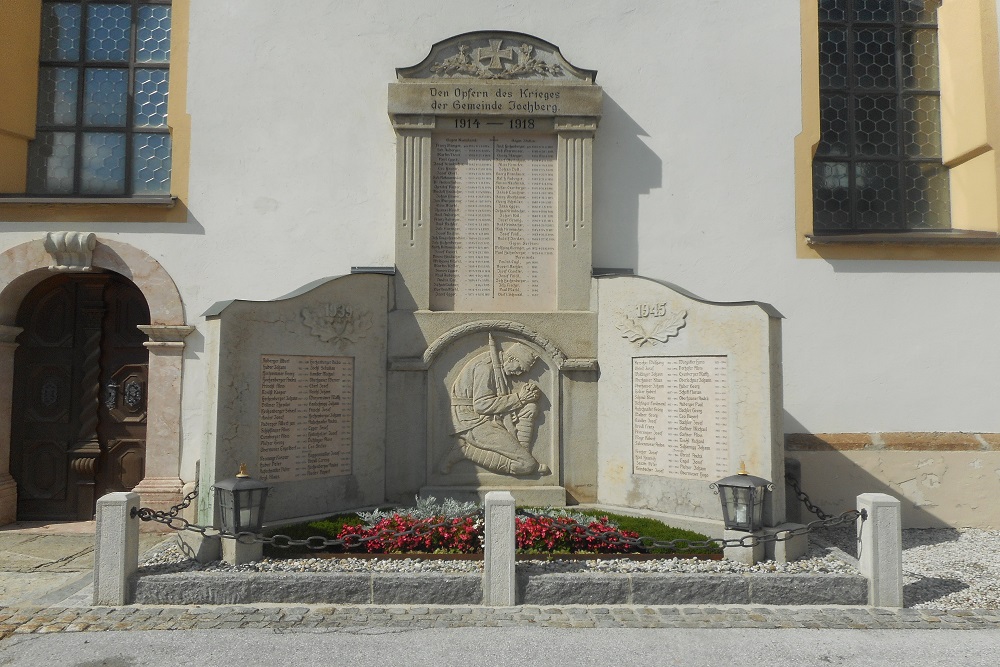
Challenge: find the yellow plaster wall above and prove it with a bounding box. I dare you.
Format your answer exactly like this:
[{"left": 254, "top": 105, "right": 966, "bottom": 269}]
[
  {"left": 0, "top": 0, "right": 190, "bottom": 221},
  {"left": 796, "top": 0, "right": 1000, "bottom": 260},
  {"left": 940, "top": 0, "right": 1000, "bottom": 233},
  {"left": 0, "top": 0, "right": 41, "bottom": 193},
  {"left": 949, "top": 151, "right": 999, "bottom": 232},
  {"left": 940, "top": 0, "right": 991, "bottom": 162}
]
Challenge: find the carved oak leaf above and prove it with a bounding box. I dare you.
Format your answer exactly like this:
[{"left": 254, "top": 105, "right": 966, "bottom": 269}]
[
  {"left": 301, "top": 305, "right": 372, "bottom": 345},
  {"left": 614, "top": 309, "right": 688, "bottom": 346},
  {"left": 614, "top": 313, "right": 649, "bottom": 344},
  {"left": 646, "top": 309, "right": 688, "bottom": 343}
]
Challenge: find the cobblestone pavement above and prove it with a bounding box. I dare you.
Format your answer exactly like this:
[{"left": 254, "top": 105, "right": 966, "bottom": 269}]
[{"left": 1, "top": 604, "right": 999, "bottom": 638}]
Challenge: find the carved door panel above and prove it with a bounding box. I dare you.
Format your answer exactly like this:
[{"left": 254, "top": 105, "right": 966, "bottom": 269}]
[
  {"left": 10, "top": 273, "right": 149, "bottom": 520},
  {"left": 96, "top": 277, "right": 150, "bottom": 498}
]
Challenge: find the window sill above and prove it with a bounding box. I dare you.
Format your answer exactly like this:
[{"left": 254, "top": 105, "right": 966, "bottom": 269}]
[
  {"left": 0, "top": 196, "right": 176, "bottom": 207},
  {"left": 806, "top": 230, "right": 1000, "bottom": 247}
]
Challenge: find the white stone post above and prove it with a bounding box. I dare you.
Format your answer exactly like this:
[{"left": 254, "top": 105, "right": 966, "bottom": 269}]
[
  {"left": 93, "top": 492, "right": 140, "bottom": 606},
  {"left": 484, "top": 491, "right": 516, "bottom": 606},
  {"left": 857, "top": 493, "right": 903, "bottom": 607}
]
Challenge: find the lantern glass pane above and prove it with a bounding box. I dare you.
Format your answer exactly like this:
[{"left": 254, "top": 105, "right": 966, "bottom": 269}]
[
  {"left": 720, "top": 485, "right": 754, "bottom": 531},
  {"left": 215, "top": 487, "right": 235, "bottom": 534},
  {"left": 751, "top": 487, "right": 766, "bottom": 531}
]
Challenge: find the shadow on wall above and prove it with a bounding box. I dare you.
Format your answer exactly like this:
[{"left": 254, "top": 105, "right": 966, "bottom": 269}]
[
  {"left": 785, "top": 435, "right": 1000, "bottom": 529},
  {"left": 592, "top": 94, "right": 662, "bottom": 272}
]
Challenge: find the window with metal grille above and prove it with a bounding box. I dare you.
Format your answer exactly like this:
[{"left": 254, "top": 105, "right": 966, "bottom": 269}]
[
  {"left": 27, "top": 0, "right": 171, "bottom": 197},
  {"left": 813, "top": 0, "right": 949, "bottom": 232}
]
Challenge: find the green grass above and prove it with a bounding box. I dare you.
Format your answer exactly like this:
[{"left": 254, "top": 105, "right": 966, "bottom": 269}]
[
  {"left": 573, "top": 510, "right": 721, "bottom": 555},
  {"left": 263, "top": 514, "right": 361, "bottom": 557}
]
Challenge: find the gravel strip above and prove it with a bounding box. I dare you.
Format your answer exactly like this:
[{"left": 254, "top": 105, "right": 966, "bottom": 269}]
[
  {"left": 140, "top": 527, "right": 1000, "bottom": 610},
  {"left": 810, "top": 525, "right": 1000, "bottom": 610}
]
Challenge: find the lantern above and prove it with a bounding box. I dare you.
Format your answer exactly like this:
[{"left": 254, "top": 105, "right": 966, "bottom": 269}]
[
  {"left": 711, "top": 461, "right": 773, "bottom": 532},
  {"left": 213, "top": 464, "right": 270, "bottom": 534}
]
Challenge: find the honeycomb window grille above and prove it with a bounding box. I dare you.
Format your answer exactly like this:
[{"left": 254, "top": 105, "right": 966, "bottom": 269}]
[
  {"left": 813, "top": 0, "right": 950, "bottom": 232},
  {"left": 27, "top": 0, "right": 172, "bottom": 197}
]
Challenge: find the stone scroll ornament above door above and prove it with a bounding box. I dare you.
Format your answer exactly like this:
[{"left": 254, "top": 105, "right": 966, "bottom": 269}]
[{"left": 438, "top": 334, "right": 550, "bottom": 477}]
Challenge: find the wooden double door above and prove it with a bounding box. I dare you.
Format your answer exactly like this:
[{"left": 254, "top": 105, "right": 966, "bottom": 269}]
[{"left": 10, "top": 273, "right": 150, "bottom": 521}]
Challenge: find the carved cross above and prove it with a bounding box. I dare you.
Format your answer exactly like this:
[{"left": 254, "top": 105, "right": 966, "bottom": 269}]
[{"left": 476, "top": 39, "right": 513, "bottom": 70}]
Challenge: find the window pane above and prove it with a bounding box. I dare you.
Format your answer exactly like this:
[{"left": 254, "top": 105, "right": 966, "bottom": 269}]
[
  {"left": 39, "top": 3, "right": 82, "bottom": 61},
  {"left": 902, "top": 95, "right": 941, "bottom": 158},
  {"left": 855, "top": 162, "right": 901, "bottom": 229},
  {"left": 819, "top": 0, "right": 847, "bottom": 22},
  {"left": 133, "top": 133, "right": 172, "bottom": 195},
  {"left": 36, "top": 67, "right": 79, "bottom": 126},
  {"left": 134, "top": 70, "right": 169, "bottom": 127},
  {"left": 901, "top": 0, "right": 942, "bottom": 24},
  {"left": 855, "top": 95, "right": 898, "bottom": 157},
  {"left": 27, "top": 132, "right": 76, "bottom": 195},
  {"left": 137, "top": 5, "right": 171, "bottom": 63},
  {"left": 84, "top": 69, "right": 128, "bottom": 126},
  {"left": 81, "top": 132, "right": 127, "bottom": 194},
  {"left": 86, "top": 4, "right": 132, "bottom": 62},
  {"left": 855, "top": 0, "right": 895, "bottom": 22},
  {"left": 902, "top": 29, "right": 939, "bottom": 90},
  {"left": 817, "top": 94, "right": 850, "bottom": 156},
  {"left": 819, "top": 28, "right": 848, "bottom": 89},
  {"left": 813, "top": 161, "right": 852, "bottom": 231},
  {"left": 855, "top": 28, "right": 896, "bottom": 89},
  {"left": 903, "top": 163, "right": 950, "bottom": 229}
]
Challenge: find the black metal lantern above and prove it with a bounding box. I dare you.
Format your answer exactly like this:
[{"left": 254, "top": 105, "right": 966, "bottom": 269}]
[
  {"left": 711, "top": 462, "right": 773, "bottom": 532},
  {"left": 213, "top": 464, "right": 270, "bottom": 534}
]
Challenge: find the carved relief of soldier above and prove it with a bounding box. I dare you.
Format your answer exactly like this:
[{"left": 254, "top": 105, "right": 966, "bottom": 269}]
[{"left": 439, "top": 335, "right": 550, "bottom": 476}]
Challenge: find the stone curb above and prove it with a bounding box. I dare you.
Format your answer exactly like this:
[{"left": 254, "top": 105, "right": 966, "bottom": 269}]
[
  {"left": 132, "top": 571, "right": 867, "bottom": 606},
  {"left": 2, "top": 604, "right": 1000, "bottom": 637}
]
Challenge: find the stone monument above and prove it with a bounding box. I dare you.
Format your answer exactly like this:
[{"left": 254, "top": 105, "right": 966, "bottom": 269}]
[
  {"left": 198, "top": 31, "right": 785, "bottom": 535},
  {"left": 385, "top": 31, "right": 603, "bottom": 507}
]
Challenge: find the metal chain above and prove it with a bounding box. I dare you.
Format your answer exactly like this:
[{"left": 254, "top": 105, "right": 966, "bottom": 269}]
[
  {"left": 133, "top": 502, "right": 487, "bottom": 548},
  {"left": 785, "top": 471, "right": 833, "bottom": 520},
  {"left": 514, "top": 507, "right": 866, "bottom": 552},
  {"left": 132, "top": 487, "right": 866, "bottom": 553},
  {"left": 130, "top": 483, "right": 223, "bottom": 536}
]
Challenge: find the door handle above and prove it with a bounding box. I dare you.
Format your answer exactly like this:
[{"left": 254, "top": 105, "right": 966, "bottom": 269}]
[{"left": 104, "top": 382, "right": 118, "bottom": 410}]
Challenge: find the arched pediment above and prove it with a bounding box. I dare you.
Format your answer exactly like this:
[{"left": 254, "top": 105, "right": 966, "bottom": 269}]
[{"left": 0, "top": 236, "right": 184, "bottom": 326}]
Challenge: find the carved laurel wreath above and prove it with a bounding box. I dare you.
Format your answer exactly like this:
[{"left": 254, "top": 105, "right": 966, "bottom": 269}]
[
  {"left": 614, "top": 309, "right": 688, "bottom": 346},
  {"left": 301, "top": 304, "right": 372, "bottom": 345},
  {"left": 430, "top": 41, "right": 563, "bottom": 80}
]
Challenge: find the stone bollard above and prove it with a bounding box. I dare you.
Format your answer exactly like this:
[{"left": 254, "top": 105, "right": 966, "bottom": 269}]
[
  {"left": 857, "top": 493, "right": 903, "bottom": 607},
  {"left": 222, "top": 535, "right": 264, "bottom": 565},
  {"left": 764, "top": 523, "right": 809, "bottom": 564},
  {"left": 722, "top": 529, "right": 764, "bottom": 565},
  {"left": 94, "top": 492, "right": 140, "bottom": 606},
  {"left": 483, "top": 491, "right": 516, "bottom": 606}
]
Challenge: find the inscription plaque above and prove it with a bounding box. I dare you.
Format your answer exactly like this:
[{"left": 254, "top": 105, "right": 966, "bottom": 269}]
[
  {"left": 258, "top": 354, "right": 353, "bottom": 483},
  {"left": 430, "top": 134, "right": 557, "bottom": 311},
  {"left": 632, "top": 356, "right": 729, "bottom": 481}
]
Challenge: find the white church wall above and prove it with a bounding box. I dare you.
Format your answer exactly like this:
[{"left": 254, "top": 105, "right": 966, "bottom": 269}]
[{"left": 1, "top": 1, "right": 998, "bottom": 520}]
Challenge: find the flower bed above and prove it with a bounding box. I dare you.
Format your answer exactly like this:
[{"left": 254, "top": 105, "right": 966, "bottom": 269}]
[{"left": 264, "top": 497, "right": 722, "bottom": 558}]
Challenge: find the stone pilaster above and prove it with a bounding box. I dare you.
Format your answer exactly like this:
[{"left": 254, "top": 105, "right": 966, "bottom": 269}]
[
  {"left": 0, "top": 325, "right": 22, "bottom": 525},
  {"left": 132, "top": 325, "right": 195, "bottom": 512}
]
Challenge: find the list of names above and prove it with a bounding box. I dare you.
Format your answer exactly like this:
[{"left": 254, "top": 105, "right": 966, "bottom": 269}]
[
  {"left": 430, "top": 134, "right": 557, "bottom": 311},
  {"left": 258, "top": 355, "right": 353, "bottom": 483},
  {"left": 632, "top": 356, "right": 729, "bottom": 481}
]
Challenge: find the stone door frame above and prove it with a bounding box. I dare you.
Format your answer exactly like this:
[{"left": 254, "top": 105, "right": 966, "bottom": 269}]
[{"left": 0, "top": 235, "right": 191, "bottom": 524}]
